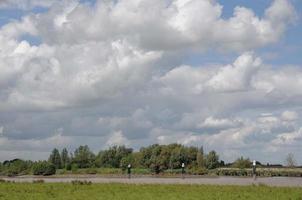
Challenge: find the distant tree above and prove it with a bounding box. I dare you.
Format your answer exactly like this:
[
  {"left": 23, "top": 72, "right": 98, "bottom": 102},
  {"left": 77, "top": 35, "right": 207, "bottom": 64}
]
[
  {"left": 286, "top": 153, "right": 296, "bottom": 168},
  {"left": 73, "top": 145, "right": 95, "bottom": 168},
  {"left": 232, "top": 157, "right": 251, "bottom": 169},
  {"left": 139, "top": 144, "right": 159, "bottom": 169},
  {"left": 120, "top": 154, "right": 134, "bottom": 170},
  {"left": 149, "top": 145, "right": 163, "bottom": 173},
  {"left": 48, "top": 148, "right": 62, "bottom": 169},
  {"left": 61, "top": 148, "right": 70, "bottom": 169},
  {"left": 196, "top": 146, "right": 205, "bottom": 168},
  {"left": 98, "top": 146, "right": 132, "bottom": 168},
  {"left": 139, "top": 144, "right": 200, "bottom": 173},
  {"left": 185, "top": 146, "right": 199, "bottom": 167},
  {"left": 205, "top": 151, "right": 219, "bottom": 169}
]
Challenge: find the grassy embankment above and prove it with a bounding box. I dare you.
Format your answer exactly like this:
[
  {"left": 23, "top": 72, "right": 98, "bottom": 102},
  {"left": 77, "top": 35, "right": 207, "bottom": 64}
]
[
  {"left": 55, "top": 167, "right": 302, "bottom": 177},
  {"left": 0, "top": 182, "right": 301, "bottom": 200}
]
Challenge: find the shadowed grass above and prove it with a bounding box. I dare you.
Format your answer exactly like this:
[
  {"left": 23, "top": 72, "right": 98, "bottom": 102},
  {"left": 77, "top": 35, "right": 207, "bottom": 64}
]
[{"left": 0, "top": 182, "right": 301, "bottom": 200}]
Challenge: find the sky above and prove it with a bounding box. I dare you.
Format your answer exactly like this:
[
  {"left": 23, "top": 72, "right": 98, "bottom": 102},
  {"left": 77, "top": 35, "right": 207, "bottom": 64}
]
[{"left": 0, "top": 0, "right": 302, "bottom": 165}]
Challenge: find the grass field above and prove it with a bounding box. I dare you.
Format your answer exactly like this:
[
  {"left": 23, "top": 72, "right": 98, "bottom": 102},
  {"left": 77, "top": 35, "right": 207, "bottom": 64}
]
[{"left": 0, "top": 183, "right": 301, "bottom": 200}]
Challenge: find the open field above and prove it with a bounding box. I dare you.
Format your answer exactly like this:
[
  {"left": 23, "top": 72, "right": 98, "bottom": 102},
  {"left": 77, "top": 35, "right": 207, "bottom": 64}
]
[{"left": 0, "top": 182, "right": 301, "bottom": 200}]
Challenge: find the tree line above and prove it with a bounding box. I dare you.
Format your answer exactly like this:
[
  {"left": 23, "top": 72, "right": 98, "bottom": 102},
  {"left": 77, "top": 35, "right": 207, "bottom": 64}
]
[
  {"left": 3, "top": 143, "right": 293, "bottom": 176},
  {"left": 47, "top": 144, "right": 224, "bottom": 173},
  {"left": 0, "top": 144, "right": 227, "bottom": 176}
]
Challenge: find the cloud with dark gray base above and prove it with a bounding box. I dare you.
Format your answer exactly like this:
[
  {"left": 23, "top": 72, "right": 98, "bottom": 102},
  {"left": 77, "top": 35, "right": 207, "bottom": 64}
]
[{"left": 0, "top": 0, "right": 301, "bottom": 164}]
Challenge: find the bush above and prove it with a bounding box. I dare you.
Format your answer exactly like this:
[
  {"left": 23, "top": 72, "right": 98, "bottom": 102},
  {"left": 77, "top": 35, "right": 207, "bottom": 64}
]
[
  {"left": 1, "top": 159, "right": 32, "bottom": 176},
  {"left": 33, "top": 179, "right": 45, "bottom": 184},
  {"left": 32, "top": 161, "right": 56, "bottom": 176},
  {"left": 44, "top": 164, "right": 56, "bottom": 176},
  {"left": 188, "top": 167, "right": 208, "bottom": 175},
  {"left": 214, "top": 168, "right": 302, "bottom": 177},
  {"left": 71, "top": 180, "right": 92, "bottom": 185}
]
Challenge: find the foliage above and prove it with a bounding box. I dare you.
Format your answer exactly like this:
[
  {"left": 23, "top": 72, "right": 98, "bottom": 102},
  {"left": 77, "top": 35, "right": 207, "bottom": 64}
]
[
  {"left": 139, "top": 144, "right": 200, "bottom": 174},
  {"left": 71, "top": 180, "right": 92, "bottom": 185},
  {"left": 0, "top": 159, "right": 32, "bottom": 176},
  {"left": 61, "top": 148, "right": 70, "bottom": 169},
  {"left": 73, "top": 145, "right": 95, "bottom": 168},
  {"left": 98, "top": 146, "right": 132, "bottom": 168},
  {"left": 205, "top": 151, "right": 219, "bottom": 170},
  {"left": 196, "top": 146, "right": 205, "bottom": 168},
  {"left": 232, "top": 157, "right": 252, "bottom": 169},
  {"left": 48, "top": 148, "right": 62, "bottom": 169},
  {"left": 120, "top": 154, "right": 134, "bottom": 170},
  {"left": 214, "top": 168, "right": 302, "bottom": 177},
  {"left": 1, "top": 144, "right": 301, "bottom": 177},
  {"left": 32, "top": 161, "right": 56, "bottom": 176}
]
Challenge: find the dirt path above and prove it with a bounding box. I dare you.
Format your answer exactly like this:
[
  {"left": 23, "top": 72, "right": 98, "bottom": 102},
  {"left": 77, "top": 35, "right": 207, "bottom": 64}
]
[{"left": 2, "top": 176, "right": 302, "bottom": 187}]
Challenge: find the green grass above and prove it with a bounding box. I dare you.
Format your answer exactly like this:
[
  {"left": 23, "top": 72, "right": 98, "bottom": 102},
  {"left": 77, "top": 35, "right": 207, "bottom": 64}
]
[{"left": 0, "top": 183, "right": 301, "bottom": 200}]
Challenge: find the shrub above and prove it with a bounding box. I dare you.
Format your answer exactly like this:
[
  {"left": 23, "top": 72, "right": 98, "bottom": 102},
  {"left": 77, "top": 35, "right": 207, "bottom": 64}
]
[
  {"left": 214, "top": 168, "right": 302, "bottom": 177},
  {"left": 33, "top": 179, "right": 45, "bottom": 184},
  {"left": 32, "top": 161, "right": 56, "bottom": 176},
  {"left": 44, "top": 164, "right": 56, "bottom": 176},
  {"left": 71, "top": 180, "right": 92, "bottom": 185}
]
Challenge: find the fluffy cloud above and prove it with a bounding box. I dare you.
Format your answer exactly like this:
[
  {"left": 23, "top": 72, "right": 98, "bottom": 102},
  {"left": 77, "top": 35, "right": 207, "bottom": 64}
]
[
  {"left": 106, "top": 131, "right": 130, "bottom": 147},
  {"left": 207, "top": 52, "right": 262, "bottom": 92},
  {"left": 2, "top": 0, "right": 296, "bottom": 52},
  {"left": 0, "top": 0, "right": 301, "bottom": 163},
  {"left": 281, "top": 111, "right": 299, "bottom": 121}
]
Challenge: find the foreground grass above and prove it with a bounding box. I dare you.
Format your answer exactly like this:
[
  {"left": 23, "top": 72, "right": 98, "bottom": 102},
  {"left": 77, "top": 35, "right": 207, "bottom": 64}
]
[{"left": 0, "top": 183, "right": 301, "bottom": 200}]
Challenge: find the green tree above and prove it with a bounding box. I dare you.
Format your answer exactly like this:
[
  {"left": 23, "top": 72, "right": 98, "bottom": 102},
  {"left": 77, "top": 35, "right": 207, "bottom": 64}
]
[
  {"left": 98, "top": 146, "right": 132, "bottom": 168},
  {"left": 232, "top": 157, "right": 251, "bottom": 169},
  {"left": 73, "top": 145, "right": 95, "bottom": 168},
  {"left": 120, "top": 154, "right": 134, "bottom": 170},
  {"left": 196, "top": 146, "right": 205, "bottom": 168},
  {"left": 48, "top": 148, "right": 62, "bottom": 169},
  {"left": 205, "top": 150, "right": 219, "bottom": 169},
  {"left": 61, "top": 148, "right": 70, "bottom": 169}
]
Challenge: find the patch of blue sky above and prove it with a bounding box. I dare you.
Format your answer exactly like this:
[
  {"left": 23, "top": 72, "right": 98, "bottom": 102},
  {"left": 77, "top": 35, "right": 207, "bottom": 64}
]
[
  {"left": 218, "top": 0, "right": 272, "bottom": 18},
  {"left": 20, "top": 34, "right": 42, "bottom": 46},
  {"left": 80, "top": 0, "right": 97, "bottom": 6},
  {"left": 0, "top": 5, "right": 49, "bottom": 27},
  {"left": 182, "top": 50, "right": 238, "bottom": 67},
  {"left": 0, "top": 9, "right": 25, "bottom": 27}
]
